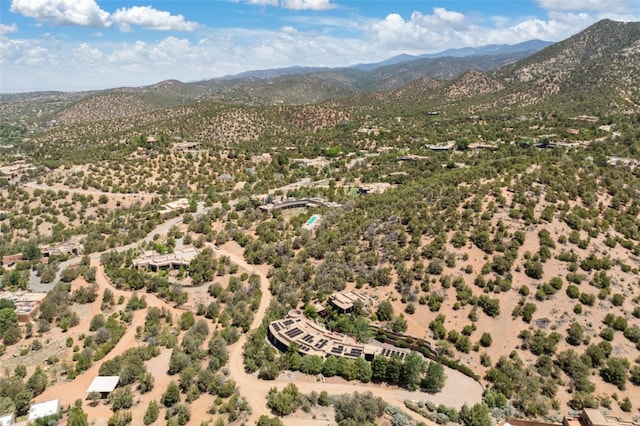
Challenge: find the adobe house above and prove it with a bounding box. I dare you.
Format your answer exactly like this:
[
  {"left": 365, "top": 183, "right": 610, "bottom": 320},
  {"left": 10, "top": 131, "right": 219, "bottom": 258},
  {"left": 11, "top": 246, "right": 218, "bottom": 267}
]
[{"left": 2, "top": 253, "right": 23, "bottom": 266}]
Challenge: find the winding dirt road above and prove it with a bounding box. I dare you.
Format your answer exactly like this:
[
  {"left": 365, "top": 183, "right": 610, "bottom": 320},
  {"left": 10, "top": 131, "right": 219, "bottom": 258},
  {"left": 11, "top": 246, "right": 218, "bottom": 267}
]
[
  {"left": 219, "top": 241, "right": 483, "bottom": 425},
  {"left": 31, "top": 211, "right": 482, "bottom": 426}
]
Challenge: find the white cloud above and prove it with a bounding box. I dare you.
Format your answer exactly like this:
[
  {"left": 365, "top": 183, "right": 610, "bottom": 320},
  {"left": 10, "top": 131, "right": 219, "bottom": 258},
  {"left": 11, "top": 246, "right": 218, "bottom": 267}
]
[
  {"left": 10, "top": 0, "right": 111, "bottom": 27},
  {"left": 0, "top": 23, "right": 19, "bottom": 35},
  {"left": 73, "top": 42, "right": 103, "bottom": 62},
  {"left": 239, "top": 0, "right": 336, "bottom": 10},
  {"left": 111, "top": 6, "right": 199, "bottom": 32},
  {"left": 245, "top": 0, "right": 279, "bottom": 6},
  {"left": 10, "top": 0, "right": 200, "bottom": 32},
  {"left": 0, "top": 36, "right": 57, "bottom": 69},
  {"left": 365, "top": 6, "right": 618, "bottom": 54},
  {"left": 433, "top": 7, "right": 465, "bottom": 24},
  {"left": 281, "top": 0, "right": 336, "bottom": 10}
]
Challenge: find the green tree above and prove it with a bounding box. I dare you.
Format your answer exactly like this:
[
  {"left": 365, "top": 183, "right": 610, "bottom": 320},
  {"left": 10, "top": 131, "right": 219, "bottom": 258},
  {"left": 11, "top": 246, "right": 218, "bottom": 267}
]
[
  {"left": 26, "top": 366, "right": 47, "bottom": 396},
  {"left": 0, "top": 307, "right": 18, "bottom": 338},
  {"left": 88, "top": 391, "right": 101, "bottom": 407},
  {"left": 68, "top": 406, "right": 89, "bottom": 426},
  {"left": 371, "top": 356, "right": 388, "bottom": 382},
  {"left": 322, "top": 356, "right": 340, "bottom": 377},
  {"left": 138, "top": 371, "right": 154, "bottom": 393},
  {"left": 566, "top": 322, "right": 584, "bottom": 346},
  {"left": 401, "top": 352, "right": 424, "bottom": 390},
  {"left": 354, "top": 357, "right": 372, "bottom": 383},
  {"left": 459, "top": 403, "right": 491, "bottom": 426},
  {"left": 376, "top": 300, "right": 394, "bottom": 321},
  {"left": 173, "top": 403, "right": 190, "bottom": 425},
  {"left": 629, "top": 365, "right": 640, "bottom": 386},
  {"left": 90, "top": 314, "right": 105, "bottom": 331},
  {"left": 385, "top": 356, "right": 403, "bottom": 385},
  {"left": 422, "top": 361, "right": 446, "bottom": 392},
  {"left": 161, "top": 381, "right": 180, "bottom": 407},
  {"left": 168, "top": 348, "right": 190, "bottom": 375},
  {"left": 566, "top": 285, "right": 580, "bottom": 299},
  {"left": 257, "top": 415, "right": 285, "bottom": 426},
  {"left": 2, "top": 325, "right": 21, "bottom": 346},
  {"left": 179, "top": 311, "right": 195, "bottom": 331},
  {"left": 188, "top": 248, "right": 216, "bottom": 284},
  {"left": 266, "top": 383, "right": 302, "bottom": 416},
  {"left": 480, "top": 333, "right": 493, "bottom": 347},
  {"left": 299, "top": 355, "right": 324, "bottom": 375},
  {"left": 109, "top": 386, "right": 133, "bottom": 411},
  {"left": 14, "top": 390, "right": 33, "bottom": 417},
  {"left": 107, "top": 410, "right": 132, "bottom": 426},
  {"left": 524, "top": 260, "right": 543, "bottom": 279},
  {"left": 0, "top": 397, "right": 15, "bottom": 417},
  {"left": 600, "top": 357, "right": 629, "bottom": 390},
  {"left": 23, "top": 243, "right": 42, "bottom": 261},
  {"left": 390, "top": 314, "right": 408, "bottom": 334},
  {"left": 333, "top": 391, "right": 386, "bottom": 423}
]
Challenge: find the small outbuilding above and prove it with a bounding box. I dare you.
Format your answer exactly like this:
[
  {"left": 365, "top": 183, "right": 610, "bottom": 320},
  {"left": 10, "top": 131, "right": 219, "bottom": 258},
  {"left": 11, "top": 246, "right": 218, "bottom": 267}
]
[
  {"left": 0, "top": 413, "right": 14, "bottom": 426},
  {"left": 87, "top": 375, "right": 120, "bottom": 398},
  {"left": 28, "top": 399, "right": 60, "bottom": 421}
]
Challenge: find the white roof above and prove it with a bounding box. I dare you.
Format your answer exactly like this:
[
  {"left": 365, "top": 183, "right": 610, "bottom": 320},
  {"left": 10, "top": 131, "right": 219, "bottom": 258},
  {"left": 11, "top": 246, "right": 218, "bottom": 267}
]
[
  {"left": 28, "top": 399, "right": 60, "bottom": 420},
  {"left": 0, "top": 414, "right": 14, "bottom": 426},
  {"left": 87, "top": 376, "right": 120, "bottom": 393}
]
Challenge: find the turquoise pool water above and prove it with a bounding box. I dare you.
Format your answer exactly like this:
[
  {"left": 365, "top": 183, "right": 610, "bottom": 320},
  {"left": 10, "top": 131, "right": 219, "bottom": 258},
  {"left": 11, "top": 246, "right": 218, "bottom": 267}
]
[{"left": 306, "top": 215, "right": 318, "bottom": 225}]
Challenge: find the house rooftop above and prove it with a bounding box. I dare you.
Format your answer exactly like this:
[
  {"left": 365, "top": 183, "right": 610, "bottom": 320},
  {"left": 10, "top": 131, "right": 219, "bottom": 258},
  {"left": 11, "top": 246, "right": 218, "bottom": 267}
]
[
  {"left": 267, "top": 309, "right": 410, "bottom": 361},
  {"left": 87, "top": 376, "right": 120, "bottom": 393},
  {"left": 0, "top": 413, "right": 14, "bottom": 426},
  {"left": 329, "top": 290, "right": 371, "bottom": 311},
  {"left": 132, "top": 246, "right": 199, "bottom": 270},
  {"left": 28, "top": 399, "right": 59, "bottom": 421}
]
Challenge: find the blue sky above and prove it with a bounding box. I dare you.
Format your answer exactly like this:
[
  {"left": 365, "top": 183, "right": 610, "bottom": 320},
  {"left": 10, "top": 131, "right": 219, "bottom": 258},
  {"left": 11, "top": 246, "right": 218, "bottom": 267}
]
[{"left": 1, "top": 0, "right": 638, "bottom": 92}]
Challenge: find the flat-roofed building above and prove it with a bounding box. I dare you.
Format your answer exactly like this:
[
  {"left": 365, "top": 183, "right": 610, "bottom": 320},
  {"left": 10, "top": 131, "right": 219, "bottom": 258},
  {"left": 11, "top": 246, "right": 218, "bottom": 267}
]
[
  {"left": 268, "top": 309, "right": 410, "bottom": 361},
  {"left": 159, "top": 198, "right": 189, "bottom": 215},
  {"left": 132, "top": 246, "right": 199, "bottom": 272},
  {"left": 329, "top": 290, "right": 371, "bottom": 314},
  {"left": 259, "top": 197, "right": 341, "bottom": 212},
  {"left": 0, "top": 413, "right": 14, "bottom": 426},
  {"left": 2, "top": 253, "right": 23, "bottom": 266},
  {"left": 0, "top": 291, "right": 47, "bottom": 323},
  {"left": 572, "top": 409, "right": 639, "bottom": 426},
  {"left": 426, "top": 142, "right": 454, "bottom": 151},
  {"left": 28, "top": 399, "right": 59, "bottom": 421},
  {"left": 39, "top": 236, "right": 84, "bottom": 257},
  {"left": 173, "top": 141, "right": 200, "bottom": 152},
  {"left": 87, "top": 375, "right": 120, "bottom": 398},
  {"left": 551, "top": 409, "right": 640, "bottom": 426}
]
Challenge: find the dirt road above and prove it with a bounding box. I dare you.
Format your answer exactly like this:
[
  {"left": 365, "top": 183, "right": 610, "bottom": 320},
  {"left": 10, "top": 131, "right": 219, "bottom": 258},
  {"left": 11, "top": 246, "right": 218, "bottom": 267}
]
[
  {"left": 31, "top": 212, "right": 482, "bottom": 426},
  {"left": 219, "top": 241, "right": 483, "bottom": 425}
]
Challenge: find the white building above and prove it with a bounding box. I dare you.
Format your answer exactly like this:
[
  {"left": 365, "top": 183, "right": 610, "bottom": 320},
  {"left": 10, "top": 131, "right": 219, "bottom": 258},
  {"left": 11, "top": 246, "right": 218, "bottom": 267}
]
[{"left": 28, "top": 399, "right": 60, "bottom": 421}]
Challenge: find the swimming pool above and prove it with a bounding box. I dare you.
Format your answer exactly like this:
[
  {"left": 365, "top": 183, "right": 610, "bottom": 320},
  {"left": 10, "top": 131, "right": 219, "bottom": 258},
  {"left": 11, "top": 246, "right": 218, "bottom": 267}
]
[{"left": 305, "top": 215, "right": 318, "bottom": 226}]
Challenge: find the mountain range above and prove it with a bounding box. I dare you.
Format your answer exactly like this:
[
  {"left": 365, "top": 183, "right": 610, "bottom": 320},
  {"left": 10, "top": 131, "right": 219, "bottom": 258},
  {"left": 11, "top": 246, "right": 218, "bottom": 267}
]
[{"left": 1, "top": 19, "right": 639, "bottom": 127}]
